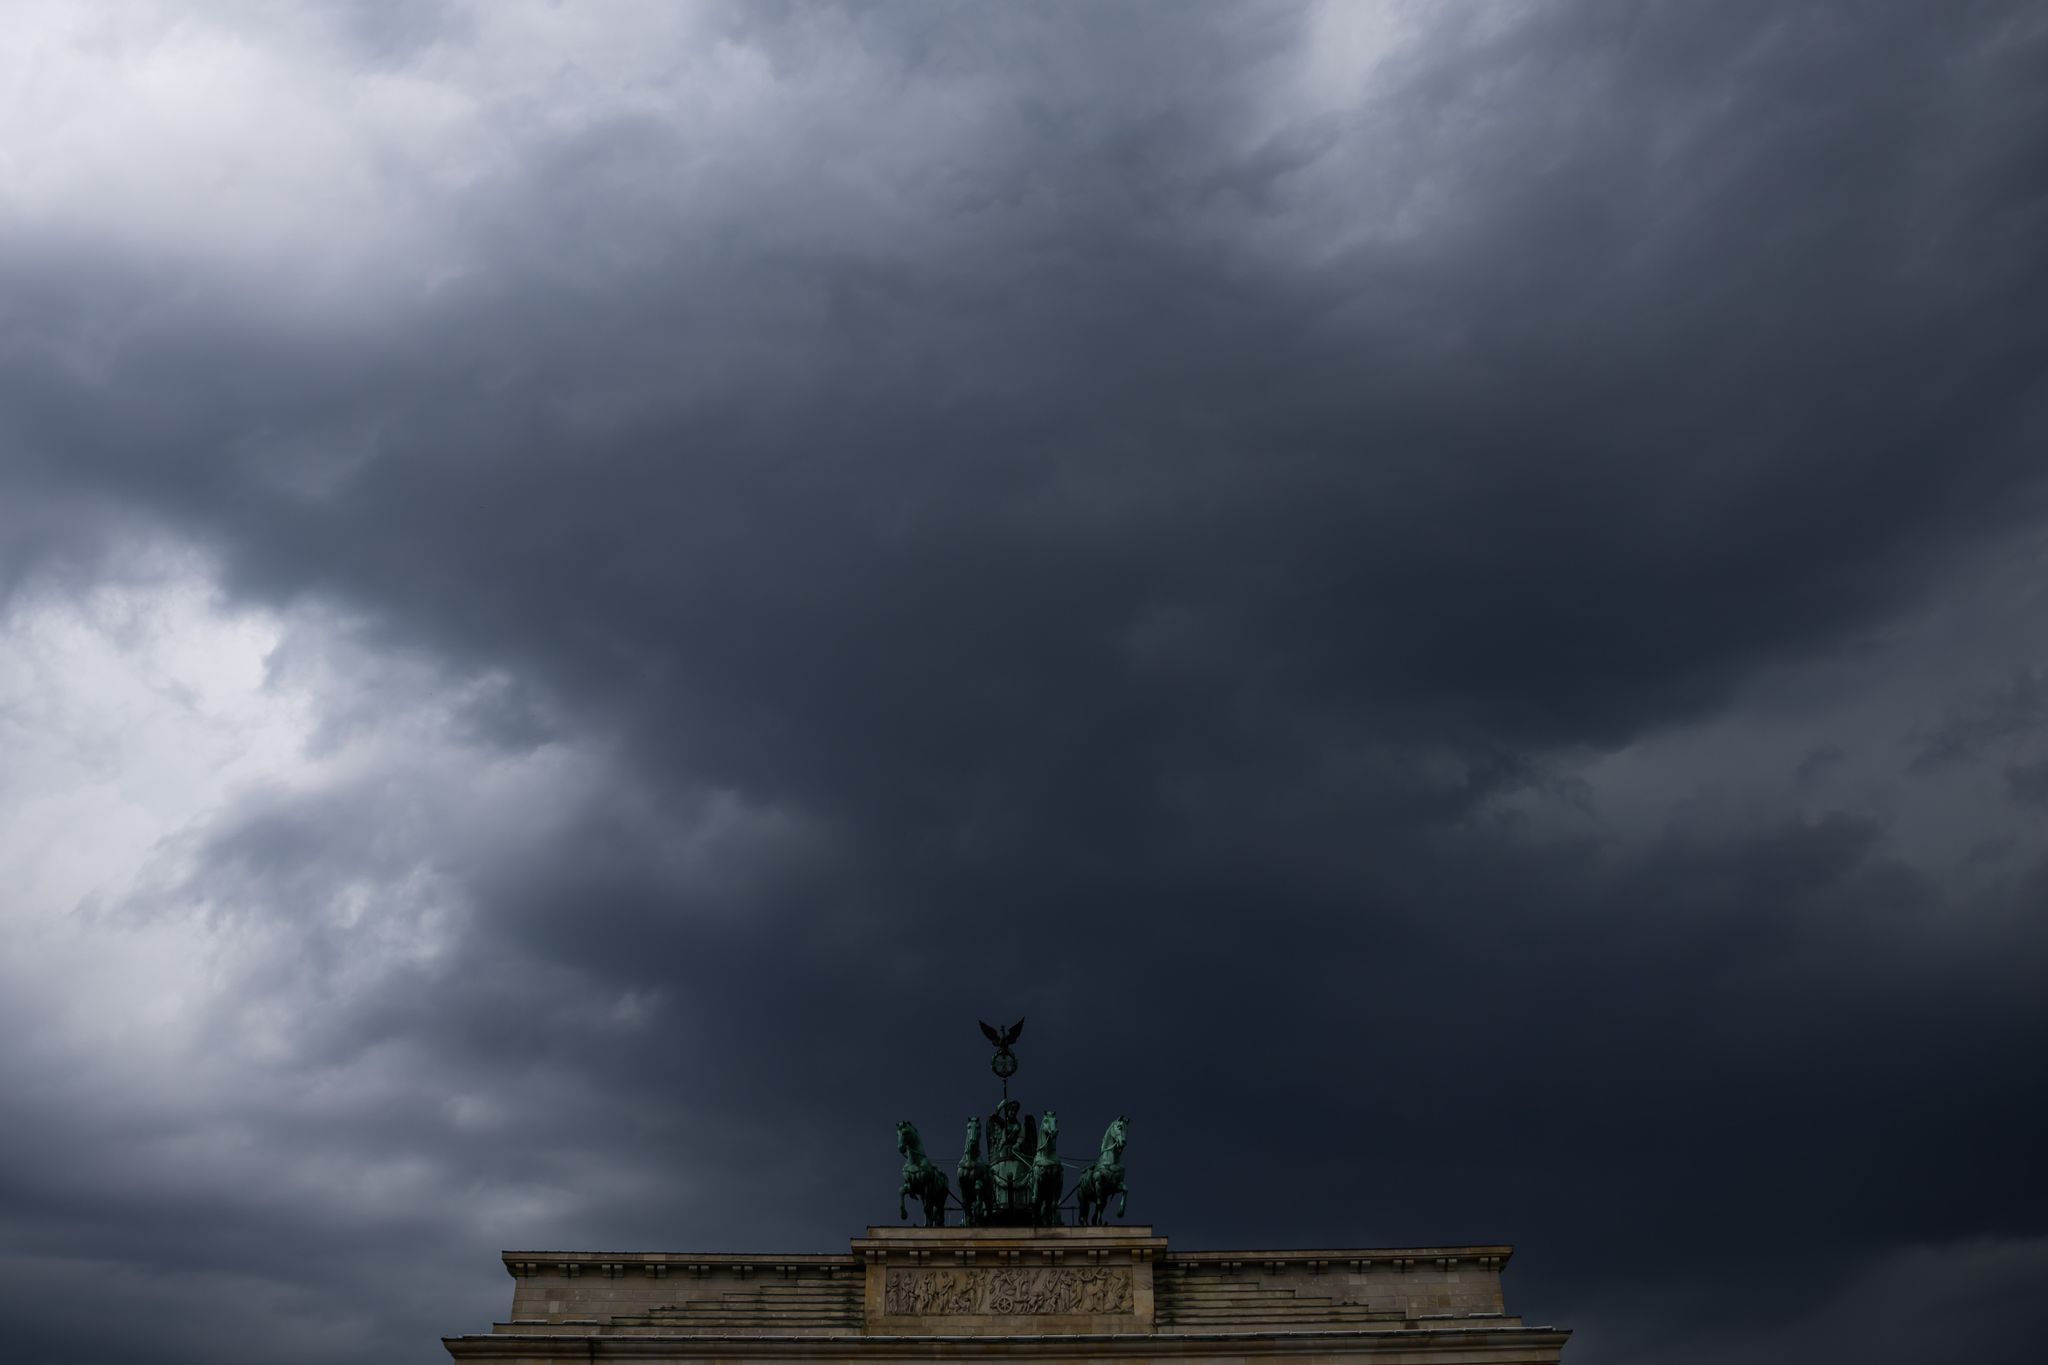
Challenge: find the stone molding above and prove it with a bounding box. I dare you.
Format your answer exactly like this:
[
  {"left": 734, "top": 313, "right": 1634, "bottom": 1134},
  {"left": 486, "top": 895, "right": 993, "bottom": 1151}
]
[
  {"left": 446, "top": 1325, "right": 1575, "bottom": 1361},
  {"left": 1165, "top": 1245, "right": 1514, "bottom": 1270},
  {"left": 505, "top": 1253, "right": 859, "bottom": 1285}
]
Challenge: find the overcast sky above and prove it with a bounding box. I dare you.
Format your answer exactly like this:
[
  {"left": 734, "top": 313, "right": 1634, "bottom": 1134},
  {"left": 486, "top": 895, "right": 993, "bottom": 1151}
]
[{"left": 3, "top": 3, "right": 2046, "bottom": 1363}]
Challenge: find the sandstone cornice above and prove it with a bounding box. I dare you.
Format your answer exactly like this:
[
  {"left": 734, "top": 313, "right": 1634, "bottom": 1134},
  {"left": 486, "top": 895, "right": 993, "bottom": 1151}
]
[
  {"left": 446, "top": 1324, "right": 1574, "bottom": 1361},
  {"left": 854, "top": 1225, "right": 1168, "bottom": 1266},
  {"left": 504, "top": 1251, "right": 860, "bottom": 1279},
  {"left": 1164, "top": 1246, "right": 1515, "bottom": 1271}
]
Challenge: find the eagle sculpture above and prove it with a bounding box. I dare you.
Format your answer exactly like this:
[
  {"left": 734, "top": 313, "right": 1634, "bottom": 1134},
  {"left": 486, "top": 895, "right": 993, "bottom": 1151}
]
[{"left": 979, "top": 1018, "right": 1025, "bottom": 1049}]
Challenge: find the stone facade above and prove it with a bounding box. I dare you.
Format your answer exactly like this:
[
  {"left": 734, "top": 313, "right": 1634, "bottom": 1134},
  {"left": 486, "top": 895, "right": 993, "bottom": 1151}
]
[{"left": 443, "top": 1226, "right": 1570, "bottom": 1362}]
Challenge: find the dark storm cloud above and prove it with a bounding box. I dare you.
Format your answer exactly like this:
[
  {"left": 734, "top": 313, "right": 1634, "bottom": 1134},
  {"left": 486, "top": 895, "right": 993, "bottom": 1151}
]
[
  {"left": 2007, "top": 757, "right": 2048, "bottom": 806},
  {"left": 3, "top": 3, "right": 2047, "bottom": 1364},
  {"left": 1913, "top": 667, "right": 2048, "bottom": 771}
]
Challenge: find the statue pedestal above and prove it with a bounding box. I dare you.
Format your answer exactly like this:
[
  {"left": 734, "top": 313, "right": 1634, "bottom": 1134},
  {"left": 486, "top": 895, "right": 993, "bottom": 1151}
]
[{"left": 855, "top": 1225, "right": 1166, "bottom": 1336}]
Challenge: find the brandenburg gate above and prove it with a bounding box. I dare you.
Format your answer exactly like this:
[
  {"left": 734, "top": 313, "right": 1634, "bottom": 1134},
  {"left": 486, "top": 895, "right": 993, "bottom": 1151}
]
[{"left": 441, "top": 1021, "right": 1570, "bottom": 1363}]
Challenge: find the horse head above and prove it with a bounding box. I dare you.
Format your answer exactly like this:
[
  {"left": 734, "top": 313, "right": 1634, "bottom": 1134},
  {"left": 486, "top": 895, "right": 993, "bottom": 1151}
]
[
  {"left": 962, "top": 1115, "right": 982, "bottom": 1161},
  {"left": 1039, "top": 1109, "right": 1059, "bottom": 1155},
  {"left": 1103, "top": 1115, "right": 1129, "bottom": 1157},
  {"left": 897, "top": 1120, "right": 919, "bottom": 1157}
]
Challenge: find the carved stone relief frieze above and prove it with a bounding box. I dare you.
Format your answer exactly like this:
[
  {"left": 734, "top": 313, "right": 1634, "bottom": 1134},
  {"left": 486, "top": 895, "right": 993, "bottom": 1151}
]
[{"left": 884, "top": 1266, "right": 1135, "bottom": 1317}]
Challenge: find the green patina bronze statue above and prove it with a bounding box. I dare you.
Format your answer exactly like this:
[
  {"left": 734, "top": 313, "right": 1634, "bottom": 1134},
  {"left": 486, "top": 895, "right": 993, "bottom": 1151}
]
[
  {"left": 1075, "top": 1115, "right": 1129, "bottom": 1225},
  {"left": 957, "top": 1116, "right": 995, "bottom": 1226},
  {"left": 896, "top": 1121, "right": 948, "bottom": 1227},
  {"left": 985, "top": 1096, "right": 1037, "bottom": 1218},
  {"left": 1031, "top": 1109, "right": 1064, "bottom": 1225},
  {"left": 894, "top": 1021, "right": 1130, "bottom": 1226},
  {"left": 980, "top": 1017, "right": 1024, "bottom": 1082}
]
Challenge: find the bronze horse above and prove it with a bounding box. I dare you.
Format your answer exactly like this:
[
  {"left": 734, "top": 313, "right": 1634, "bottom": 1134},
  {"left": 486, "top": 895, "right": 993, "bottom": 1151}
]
[
  {"left": 957, "top": 1115, "right": 995, "bottom": 1226},
  {"left": 897, "top": 1121, "right": 948, "bottom": 1226},
  {"left": 1031, "top": 1110, "right": 1064, "bottom": 1225},
  {"left": 1075, "top": 1115, "right": 1129, "bottom": 1225}
]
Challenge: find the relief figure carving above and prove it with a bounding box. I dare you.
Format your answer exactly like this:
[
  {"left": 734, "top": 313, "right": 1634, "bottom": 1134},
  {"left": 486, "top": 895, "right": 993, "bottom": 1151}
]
[{"left": 883, "top": 1266, "right": 1134, "bottom": 1316}]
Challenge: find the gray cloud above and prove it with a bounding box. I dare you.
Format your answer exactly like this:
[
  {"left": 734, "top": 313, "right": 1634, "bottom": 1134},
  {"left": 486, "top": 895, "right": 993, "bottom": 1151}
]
[
  {"left": 2, "top": 2, "right": 2046, "bottom": 1363},
  {"left": 1914, "top": 668, "right": 2048, "bottom": 772},
  {"left": 2006, "top": 757, "right": 2048, "bottom": 806}
]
